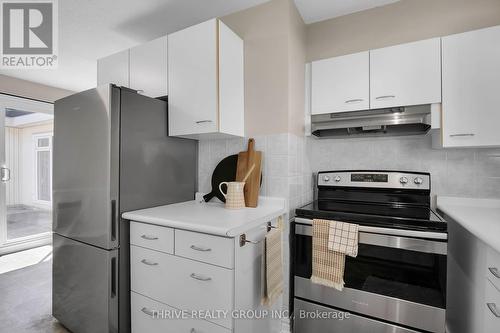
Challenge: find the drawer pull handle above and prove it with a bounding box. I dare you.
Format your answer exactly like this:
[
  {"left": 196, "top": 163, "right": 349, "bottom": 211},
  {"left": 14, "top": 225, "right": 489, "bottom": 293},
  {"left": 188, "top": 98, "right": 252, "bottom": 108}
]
[
  {"left": 195, "top": 120, "right": 212, "bottom": 124},
  {"left": 345, "top": 99, "right": 364, "bottom": 104},
  {"left": 487, "top": 303, "right": 500, "bottom": 318},
  {"left": 141, "top": 307, "right": 155, "bottom": 317},
  {"left": 375, "top": 95, "right": 396, "bottom": 100},
  {"left": 190, "top": 245, "right": 212, "bottom": 252},
  {"left": 489, "top": 267, "right": 500, "bottom": 279},
  {"left": 190, "top": 273, "right": 212, "bottom": 281},
  {"left": 141, "top": 235, "right": 158, "bottom": 241},
  {"left": 449, "top": 133, "right": 475, "bottom": 137},
  {"left": 141, "top": 259, "right": 159, "bottom": 266}
]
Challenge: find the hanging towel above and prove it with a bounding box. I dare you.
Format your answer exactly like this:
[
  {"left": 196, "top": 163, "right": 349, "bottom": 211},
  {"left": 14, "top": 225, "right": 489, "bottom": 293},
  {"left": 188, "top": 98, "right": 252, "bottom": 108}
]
[
  {"left": 262, "top": 217, "right": 284, "bottom": 306},
  {"left": 327, "top": 220, "right": 359, "bottom": 257},
  {"left": 311, "top": 219, "right": 346, "bottom": 290}
]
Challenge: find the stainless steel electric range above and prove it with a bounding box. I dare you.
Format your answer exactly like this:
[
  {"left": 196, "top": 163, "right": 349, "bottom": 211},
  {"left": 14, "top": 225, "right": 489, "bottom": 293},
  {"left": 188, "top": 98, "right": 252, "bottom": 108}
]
[{"left": 292, "top": 170, "right": 447, "bottom": 333}]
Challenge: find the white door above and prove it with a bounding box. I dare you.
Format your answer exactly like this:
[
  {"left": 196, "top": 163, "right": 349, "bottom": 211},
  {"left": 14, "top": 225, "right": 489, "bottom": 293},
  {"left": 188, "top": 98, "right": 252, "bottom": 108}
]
[
  {"left": 370, "top": 38, "right": 441, "bottom": 109},
  {"left": 311, "top": 51, "right": 369, "bottom": 114},
  {"left": 130, "top": 36, "right": 168, "bottom": 98},
  {"left": 97, "top": 49, "right": 130, "bottom": 87},
  {"left": 168, "top": 19, "right": 218, "bottom": 136},
  {"left": 442, "top": 25, "right": 500, "bottom": 148}
]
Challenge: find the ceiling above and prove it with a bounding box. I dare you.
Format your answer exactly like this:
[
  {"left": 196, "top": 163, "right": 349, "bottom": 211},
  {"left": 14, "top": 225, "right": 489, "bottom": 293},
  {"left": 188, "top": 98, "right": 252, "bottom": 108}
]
[{"left": 0, "top": 0, "right": 401, "bottom": 93}]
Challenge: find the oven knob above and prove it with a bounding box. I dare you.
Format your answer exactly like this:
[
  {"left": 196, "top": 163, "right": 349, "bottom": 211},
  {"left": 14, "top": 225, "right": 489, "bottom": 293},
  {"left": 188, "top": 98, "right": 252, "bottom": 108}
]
[
  {"left": 414, "top": 177, "right": 423, "bottom": 185},
  {"left": 399, "top": 177, "right": 409, "bottom": 184},
  {"left": 323, "top": 175, "right": 330, "bottom": 182},
  {"left": 334, "top": 176, "right": 341, "bottom": 182}
]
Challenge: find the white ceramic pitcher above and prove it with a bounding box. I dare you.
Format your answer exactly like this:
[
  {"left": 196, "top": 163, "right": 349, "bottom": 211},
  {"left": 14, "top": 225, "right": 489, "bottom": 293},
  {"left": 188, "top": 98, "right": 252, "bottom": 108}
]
[{"left": 219, "top": 181, "right": 245, "bottom": 209}]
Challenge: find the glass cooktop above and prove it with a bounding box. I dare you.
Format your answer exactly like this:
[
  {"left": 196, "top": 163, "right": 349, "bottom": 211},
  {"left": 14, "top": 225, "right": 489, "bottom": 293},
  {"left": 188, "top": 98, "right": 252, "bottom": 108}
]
[{"left": 295, "top": 200, "right": 446, "bottom": 232}]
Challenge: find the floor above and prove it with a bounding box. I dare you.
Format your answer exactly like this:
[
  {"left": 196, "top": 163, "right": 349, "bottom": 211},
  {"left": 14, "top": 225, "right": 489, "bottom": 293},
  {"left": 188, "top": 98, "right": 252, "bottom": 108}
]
[
  {"left": 7, "top": 205, "right": 52, "bottom": 240},
  {"left": 0, "top": 246, "right": 70, "bottom": 333}
]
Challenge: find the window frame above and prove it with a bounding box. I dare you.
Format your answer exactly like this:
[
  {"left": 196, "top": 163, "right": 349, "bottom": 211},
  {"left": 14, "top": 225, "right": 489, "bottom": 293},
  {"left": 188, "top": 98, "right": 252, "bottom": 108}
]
[{"left": 32, "top": 132, "right": 53, "bottom": 205}]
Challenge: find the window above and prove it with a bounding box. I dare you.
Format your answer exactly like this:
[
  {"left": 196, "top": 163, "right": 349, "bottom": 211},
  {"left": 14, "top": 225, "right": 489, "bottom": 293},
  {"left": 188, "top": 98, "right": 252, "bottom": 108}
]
[{"left": 33, "top": 133, "right": 53, "bottom": 203}]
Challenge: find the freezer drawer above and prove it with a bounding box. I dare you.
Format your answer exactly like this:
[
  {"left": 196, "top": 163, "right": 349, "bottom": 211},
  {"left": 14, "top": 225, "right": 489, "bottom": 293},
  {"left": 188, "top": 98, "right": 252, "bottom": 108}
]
[
  {"left": 293, "top": 298, "right": 419, "bottom": 333},
  {"left": 53, "top": 234, "right": 118, "bottom": 333}
]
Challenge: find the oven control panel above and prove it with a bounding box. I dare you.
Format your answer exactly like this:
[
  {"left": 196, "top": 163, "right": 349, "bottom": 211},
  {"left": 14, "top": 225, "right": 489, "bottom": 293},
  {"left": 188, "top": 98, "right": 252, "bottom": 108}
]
[{"left": 318, "top": 171, "right": 430, "bottom": 190}]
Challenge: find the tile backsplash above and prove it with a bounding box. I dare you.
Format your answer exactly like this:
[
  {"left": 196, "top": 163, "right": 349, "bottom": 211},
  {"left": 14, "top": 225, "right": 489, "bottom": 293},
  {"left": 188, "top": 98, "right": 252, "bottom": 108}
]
[
  {"left": 306, "top": 134, "right": 500, "bottom": 201},
  {"left": 198, "top": 133, "right": 314, "bottom": 212},
  {"left": 198, "top": 132, "right": 500, "bottom": 210}
]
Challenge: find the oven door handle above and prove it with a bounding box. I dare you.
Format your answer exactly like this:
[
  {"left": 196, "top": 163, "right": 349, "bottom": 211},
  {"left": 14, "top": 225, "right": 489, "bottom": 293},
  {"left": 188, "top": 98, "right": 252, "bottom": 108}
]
[
  {"left": 294, "top": 217, "right": 447, "bottom": 240},
  {"left": 294, "top": 218, "right": 447, "bottom": 255}
]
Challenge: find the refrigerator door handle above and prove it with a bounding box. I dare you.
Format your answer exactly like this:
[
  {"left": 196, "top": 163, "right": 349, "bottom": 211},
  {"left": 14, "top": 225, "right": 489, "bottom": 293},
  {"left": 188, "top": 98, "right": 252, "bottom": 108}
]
[
  {"left": 111, "top": 200, "right": 117, "bottom": 242},
  {"left": 111, "top": 256, "right": 117, "bottom": 298}
]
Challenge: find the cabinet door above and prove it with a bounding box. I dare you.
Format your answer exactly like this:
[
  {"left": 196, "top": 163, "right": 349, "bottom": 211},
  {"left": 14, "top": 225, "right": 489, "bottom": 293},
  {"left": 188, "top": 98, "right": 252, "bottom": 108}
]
[
  {"left": 168, "top": 19, "right": 218, "bottom": 136},
  {"left": 311, "top": 52, "right": 369, "bottom": 114},
  {"left": 442, "top": 26, "right": 500, "bottom": 148},
  {"left": 97, "top": 49, "right": 129, "bottom": 87},
  {"left": 370, "top": 38, "right": 441, "bottom": 109},
  {"left": 130, "top": 36, "right": 168, "bottom": 98},
  {"left": 218, "top": 20, "right": 244, "bottom": 137}
]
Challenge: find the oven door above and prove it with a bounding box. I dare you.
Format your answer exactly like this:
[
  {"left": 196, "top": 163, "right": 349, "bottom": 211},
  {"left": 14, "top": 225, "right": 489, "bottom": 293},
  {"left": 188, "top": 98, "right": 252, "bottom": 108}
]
[{"left": 293, "top": 218, "right": 447, "bottom": 333}]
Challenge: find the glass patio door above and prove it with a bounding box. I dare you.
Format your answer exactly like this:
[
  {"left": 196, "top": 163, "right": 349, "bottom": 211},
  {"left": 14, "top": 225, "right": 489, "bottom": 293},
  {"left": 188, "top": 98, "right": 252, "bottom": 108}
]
[
  {"left": 0, "top": 107, "right": 8, "bottom": 247},
  {"left": 0, "top": 95, "right": 53, "bottom": 253}
]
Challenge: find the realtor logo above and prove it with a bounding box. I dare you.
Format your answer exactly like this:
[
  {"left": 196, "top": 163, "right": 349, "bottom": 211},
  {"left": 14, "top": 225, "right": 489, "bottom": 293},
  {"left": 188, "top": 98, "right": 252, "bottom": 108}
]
[{"left": 1, "top": 0, "right": 58, "bottom": 68}]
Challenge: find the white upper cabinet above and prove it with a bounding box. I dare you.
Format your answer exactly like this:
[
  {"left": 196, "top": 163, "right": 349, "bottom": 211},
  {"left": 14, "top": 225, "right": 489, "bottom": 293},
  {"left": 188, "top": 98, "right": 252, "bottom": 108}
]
[
  {"left": 370, "top": 38, "right": 441, "bottom": 109},
  {"left": 97, "top": 49, "right": 129, "bottom": 87},
  {"left": 168, "top": 19, "right": 244, "bottom": 139},
  {"left": 442, "top": 25, "right": 500, "bottom": 148},
  {"left": 129, "top": 36, "right": 168, "bottom": 98},
  {"left": 311, "top": 51, "right": 369, "bottom": 115},
  {"left": 97, "top": 36, "right": 167, "bottom": 98}
]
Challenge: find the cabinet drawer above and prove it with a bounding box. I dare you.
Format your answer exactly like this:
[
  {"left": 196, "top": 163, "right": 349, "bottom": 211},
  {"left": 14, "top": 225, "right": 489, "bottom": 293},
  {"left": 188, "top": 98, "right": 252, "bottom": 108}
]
[
  {"left": 130, "top": 222, "right": 174, "bottom": 254},
  {"left": 131, "top": 245, "right": 234, "bottom": 328},
  {"left": 487, "top": 247, "right": 500, "bottom": 291},
  {"left": 484, "top": 280, "right": 500, "bottom": 332},
  {"left": 175, "top": 230, "right": 234, "bottom": 268},
  {"left": 131, "top": 292, "right": 230, "bottom": 333}
]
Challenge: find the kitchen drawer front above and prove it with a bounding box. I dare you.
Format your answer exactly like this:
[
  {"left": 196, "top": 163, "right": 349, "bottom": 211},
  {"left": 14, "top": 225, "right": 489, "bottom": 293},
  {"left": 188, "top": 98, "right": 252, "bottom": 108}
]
[
  {"left": 131, "top": 245, "right": 234, "bottom": 328},
  {"left": 130, "top": 222, "right": 174, "bottom": 254},
  {"left": 131, "top": 292, "right": 230, "bottom": 333},
  {"left": 484, "top": 279, "right": 500, "bottom": 332},
  {"left": 175, "top": 229, "right": 234, "bottom": 268}
]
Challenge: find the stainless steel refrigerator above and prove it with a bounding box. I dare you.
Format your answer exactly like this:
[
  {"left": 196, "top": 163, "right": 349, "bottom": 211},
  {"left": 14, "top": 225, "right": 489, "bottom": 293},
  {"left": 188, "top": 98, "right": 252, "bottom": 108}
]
[{"left": 52, "top": 85, "right": 197, "bottom": 333}]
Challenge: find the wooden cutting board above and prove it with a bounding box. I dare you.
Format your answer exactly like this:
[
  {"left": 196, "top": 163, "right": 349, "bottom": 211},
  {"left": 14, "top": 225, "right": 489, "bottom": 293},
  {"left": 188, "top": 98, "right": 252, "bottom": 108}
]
[{"left": 235, "top": 138, "right": 262, "bottom": 207}]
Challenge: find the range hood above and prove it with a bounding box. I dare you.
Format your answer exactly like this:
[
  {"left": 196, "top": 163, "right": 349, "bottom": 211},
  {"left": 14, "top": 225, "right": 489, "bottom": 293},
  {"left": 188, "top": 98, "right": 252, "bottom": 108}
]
[{"left": 311, "top": 105, "right": 432, "bottom": 138}]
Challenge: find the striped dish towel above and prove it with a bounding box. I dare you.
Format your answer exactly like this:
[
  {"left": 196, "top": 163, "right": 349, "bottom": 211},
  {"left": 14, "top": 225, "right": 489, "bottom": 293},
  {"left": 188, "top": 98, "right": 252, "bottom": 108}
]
[
  {"left": 262, "top": 218, "right": 283, "bottom": 306},
  {"left": 327, "top": 220, "right": 359, "bottom": 257},
  {"left": 311, "top": 219, "right": 359, "bottom": 291}
]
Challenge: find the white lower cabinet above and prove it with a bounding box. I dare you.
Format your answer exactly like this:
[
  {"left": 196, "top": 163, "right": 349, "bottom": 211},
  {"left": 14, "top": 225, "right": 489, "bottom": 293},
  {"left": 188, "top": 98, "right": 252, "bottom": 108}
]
[
  {"left": 484, "top": 280, "right": 500, "bottom": 332},
  {"left": 131, "top": 292, "right": 230, "bottom": 333},
  {"left": 130, "top": 220, "right": 280, "bottom": 333},
  {"left": 131, "top": 245, "right": 233, "bottom": 328}
]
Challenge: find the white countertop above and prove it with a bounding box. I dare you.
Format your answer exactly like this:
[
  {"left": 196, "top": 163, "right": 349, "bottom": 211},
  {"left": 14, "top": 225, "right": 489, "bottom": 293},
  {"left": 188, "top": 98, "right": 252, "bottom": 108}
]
[
  {"left": 437, "top": 196, "right": 500, "bottom": 253},
  {"left": 122, "top": 196, "right": 287, "bottom": 237}
]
